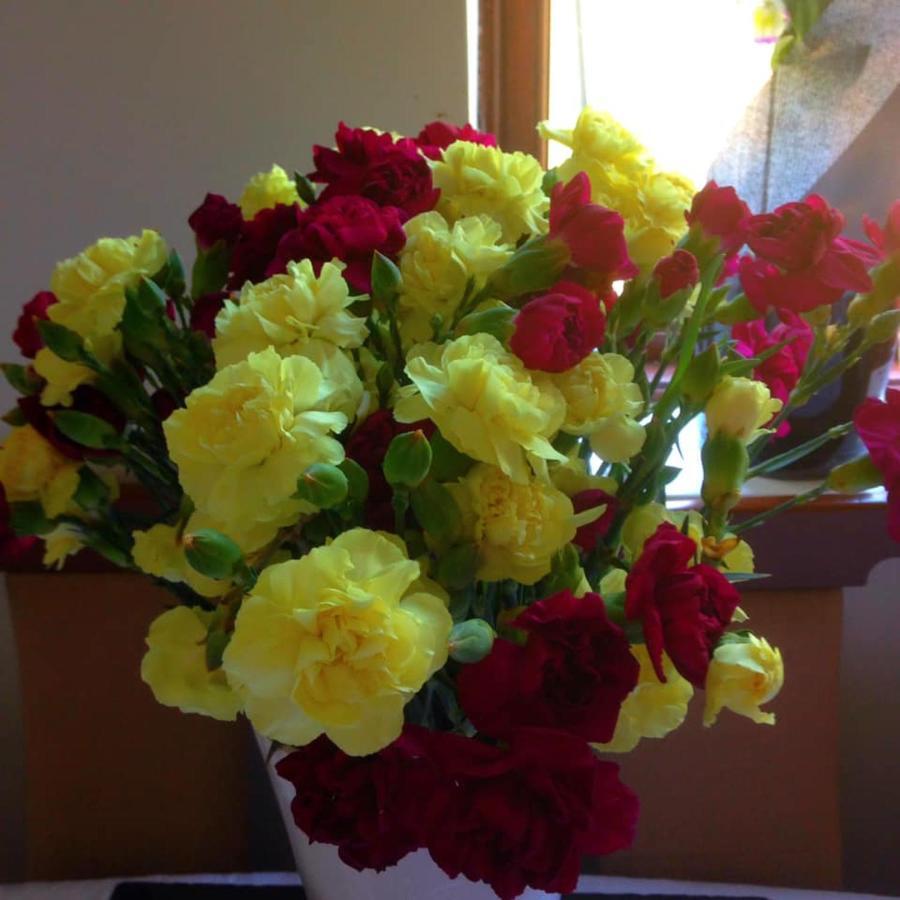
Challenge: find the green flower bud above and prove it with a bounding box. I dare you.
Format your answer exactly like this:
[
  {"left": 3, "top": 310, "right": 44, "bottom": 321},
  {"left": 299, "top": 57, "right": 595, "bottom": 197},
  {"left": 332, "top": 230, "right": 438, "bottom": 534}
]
[
  {"left": 448, "top": 619, "right": 495, "bottom": 664},
  {"left": 183, "top": 528, "right": 244, "bottom": 581},
  {"left": 827, "top": 455, "right": 883, "bottom": 493},
  {"left": 455, "top": 304, "right": 517, "bottom": 342},
  {"left": 848, "top": 259, "right": 900, "bottom": 327},
  {"left": 294, "top": 463, "right": 349, "bottom": 508},
  {"left": 371, "top": 251, "right": 403, "bottom": 303},
  {"left": 383, "top": 430, "right": 432, "bottom": 488},
  {"left": 863, "top": 309, "right": 900, "bottom": 346},
  {"left": 682, "top": 344, "right": 721, "bottom": 406},
  {"left": 339, "top": 457, "right": 370, "bottom": 502},
  {"left": 701, "top": 432, "right": 749, "bottom": 513},
  {"left": 488, "top": 236, "right": 571, "bottom": 300}
]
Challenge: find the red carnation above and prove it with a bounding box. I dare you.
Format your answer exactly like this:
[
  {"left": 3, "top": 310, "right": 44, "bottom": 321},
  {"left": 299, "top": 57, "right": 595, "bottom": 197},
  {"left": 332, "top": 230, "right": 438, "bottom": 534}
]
[
  {"left": 189, "top": 291, "right": 228, "bottom": 339},
  {"left": 414, "top": 121, "right": 497, "bottom": 160},
  {"left": 458, "top": 590, "right": 638, "bottom": 743},
  {"left": 572, "top": 489, "right": 618, "bottom": 552},
  {"left": 854, "top": 389, "right": 900, "bottom": 542},
  {"left": 422, "top": 727, "right": 638, "bottom": 900},
  {"left": 685, "top": 181, "right": 750, "bottom": 256},
  {"left": 13, "top": 292, "right": 57, "bottom": 359},
  {"left": 509, "top": 280, "right": 606, "bottom": 373},
  {"left": 311, "top": 123, "right": 439, "bottom": 220},
  {"left": 268, "top": 195, "right": 406, "bottom": 294},
  {"left": 625, "top": 523, "right": 740, "bottom": 687},
  {"left": 653, "top": 250, "right": 699, "bottom": 299},
  {"left": 733, "top": 311, "right": 813, "bottom": 436},
  {"left": 863, "top": 200, "right": 900, "bottom": 259},
  {"left": 188, "top": 193, "right": 244, "bottom": 251},
  {"left": 549, "top": 173, "right": 637, "bottom": 284},
  {"left": 275, "top": 731, "right": 435, "bottom": 872},
  {"left": 228, "top": 203, "right": 302, "bottom": 289},
  {"left": 741, "top": 195, "right": 878, "bottom": 313}
]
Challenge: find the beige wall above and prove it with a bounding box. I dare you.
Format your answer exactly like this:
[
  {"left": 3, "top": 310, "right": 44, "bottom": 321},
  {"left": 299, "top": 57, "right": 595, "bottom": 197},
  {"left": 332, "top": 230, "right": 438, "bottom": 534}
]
[{"left": 0, "top": 0, "right": 468, "bottom": 880}]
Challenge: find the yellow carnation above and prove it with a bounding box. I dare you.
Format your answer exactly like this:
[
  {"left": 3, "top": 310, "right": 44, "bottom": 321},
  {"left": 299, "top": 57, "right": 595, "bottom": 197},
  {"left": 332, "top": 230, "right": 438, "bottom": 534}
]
[
  {"left": 432, "top": 142, "right": 548, "bottom": 243},
  {"left": 398, "top": 212, "right": 512, "bottom": 343},
  {"left": 449, "top": 463, "right": 576, "bottom": 585},
  {"left": 0, "top": 425, "right": 80, "bottom": 518},
  {"left": 49, "top": 230, "right": 168, "bottom": 340},
  {"left": 549, "top": 352, "right": 645, "bottom": 463},
  {"left": 550, "top": 453, "right": 618, "bottom": 498},
  {"left": 628, "top": 171, "right": 695, "bottom": 267},
  {"left": 706, "top": 376, "right": 782, "bottom": 442},
  {"left": 239, "top": 164, "right": 300, "bottom": 219},
  {"left": 595, "top": 644, "right": 694, "bottom": 753},
  {"left": 213, "top": 260, "right": 367, "bottom": 367},
  {"left": 33, "top": 332, "right": 122, "bottom": 407},
  {"left": 704, "top": 635, "right": 784, "bottom": 727},
  {"left": 43, "top": 524, "right": 84, "bottom": 570},
  {"left": 163, "top": 347, "right": 347, "bottom": 552},
  {"left": 141, "top": 605, "right": 241, "bottom": 722},
  {"left": 132, "top": 522, "right": 228, "bottom": 598},
  {"left": 222, "top": 529, "right": 452, "bottom": 755},
  {"left": 394, "top": 333, "right": 566, "bottom": 484}
]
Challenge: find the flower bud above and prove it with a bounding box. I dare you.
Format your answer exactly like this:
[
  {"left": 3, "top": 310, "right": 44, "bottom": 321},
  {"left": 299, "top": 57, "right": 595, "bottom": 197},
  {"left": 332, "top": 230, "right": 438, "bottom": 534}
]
[
  {"left": 183, "top": 528, "right": 244, "bottom": 581},
  {"left": 487, "top": 236, "right": 571, "bottom": 300},
  {"left": 826, "top": 454, "right": 883, "bottom": 493},
  {"left": 701, "top": 432, "right": 749, "bottom": 513},
  {"left": 448, "top": 619, "right": 496, "bottom": 664},
  {"left": 371, "top": 251, "right": 403, "bottom": 304},
  {"left": 863, "top": 309, "right": 900, "bottom": 346},
  {"left": 682, "top": 344, "right": 721, "bottom": 406},
  {"left": 455, "top": 304, "right": 516, "bottom": 342},
  {"left": 705, "top": 376, "right": 781, "bottom": 442},
  {"left": 383, "top": 429, "right": 432, "bottom": 488},
  {"left": 294, "top": 463, "right": 349, "bottom": 509},
  {"left": 847, "top": 259, "right": 900, "bottom": 327}
]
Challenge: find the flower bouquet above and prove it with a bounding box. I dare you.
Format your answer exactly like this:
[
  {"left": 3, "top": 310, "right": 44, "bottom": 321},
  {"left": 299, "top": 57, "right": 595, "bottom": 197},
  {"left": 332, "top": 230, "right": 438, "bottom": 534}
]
[{"left": 2, "top": 109, "right": 898, "bottom": 900}]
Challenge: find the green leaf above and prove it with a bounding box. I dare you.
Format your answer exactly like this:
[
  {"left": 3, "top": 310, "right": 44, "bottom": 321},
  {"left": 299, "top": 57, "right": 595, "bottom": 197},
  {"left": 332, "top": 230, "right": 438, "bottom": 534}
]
[
  {"left": 339, "top": 458, "right": 369, "bottom": 502},
  {"left": 371, "top": 251, "right": 402, "bottom": 303},
  {"left": 205, "top": 628, "right": 231, "bottom": 671},
  {"left": 410, "top": 480, "right": 462, "bottom": 542},
  {"left": 429, "top": 430, "right": 474, "bottom": 481},
  {"left": 2, "top": 407, "right": 27, "bottom": 427},
  {"left": 771, "top": 32, "right": 796, "bottom": 68},
  {"left": 156, "top": 250, "right": 187, "bottom": 299},
  {"left": 73, "top": 467, "right": 112, "bottom": 511},
  {"left": 722, "top": 571, "right": 771, "bottom": 584},
  {"left": 191, "top": 240, "right": 230, "bottom": 298},
  {"left": 9, "top": 501, "right": 54, "bottom": 536},
  {"left": 293, "top": 171, "right": 318, "bottom": 206},
  {"left": 1, "top": 363, "right": 42, "bottom": 396},
  {"left": 36, "top": 321, "right": 88, "bottom": 365},
  {"left": 53, "top": 410, "right": 123, "bottom": 450}
]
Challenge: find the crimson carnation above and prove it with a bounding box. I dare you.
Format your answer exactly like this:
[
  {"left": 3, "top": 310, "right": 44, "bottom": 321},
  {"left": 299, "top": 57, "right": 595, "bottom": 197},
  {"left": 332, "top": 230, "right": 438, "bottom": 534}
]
[
  {"left": 653, "top": 249, "right": 699, "bottom": 299},
  {"left": 572, "top": 489, "right": 619, "bottom": 552},
  {"left": 863, "top": 200, "right": 900, "bottom": 259},
  {"left": 414, "top": 121, "right": 497, "bottom": 160},
  {"left": 268, "top": 195, "right": 405, "bottom": 294},
  {"left": 13, "top": 291, "right": 57, "bottom": 359},
  {"left": 188, "top": 193, "right": 243, "bottom": 251},
  {"left": 685, "top": 181, "right": 750, "bottom": 256},
  {"left": 733, "top": 311, "right": 813, "bottom": 436},
  {"left": 854, "top": 388, "right": 900, "bottom": 542},
  {"left": 625, "top": 523, "right": 740, "bottom": 687},
  {"left": 549, "top": 173, "right": 637, "bottom": 284},
  {"left": 458, "top": 590, "right": 638, "bottom": 743},
  {"left": 228, "top": 203, "right": 301, "bottom": 289},
  {"left": 310, "top": 123, "right": 439, "bottom": 219},
  {"left": 422, "top": 727, "right": 638, "bottom": 900},
  {"left": 509, "top": 280, "right": 606, "bottom": 372},
  {"left": 741, "top": 195, "right": 878, "bottom": 313},
  {"left": 274, "top": 731, "right": 434, "bottom": 872},
  {"left": 189, "top": 291, "right": 228, "bottom": 339}
]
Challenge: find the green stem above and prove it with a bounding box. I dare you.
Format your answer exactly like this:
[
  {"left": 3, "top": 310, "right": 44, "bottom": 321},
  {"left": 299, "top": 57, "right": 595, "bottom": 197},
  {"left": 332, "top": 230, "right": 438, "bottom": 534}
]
[
  {"left": 731, "top": 482, "right": 828, "bottom": 534},
  {"left": 747, "top": 422, "right": 852, "bottom": 479}
]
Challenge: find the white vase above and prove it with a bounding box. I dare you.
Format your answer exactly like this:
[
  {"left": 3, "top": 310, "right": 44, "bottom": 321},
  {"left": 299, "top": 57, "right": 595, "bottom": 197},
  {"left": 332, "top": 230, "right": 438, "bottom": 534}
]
[{"left": 257, "top": 733, "right": 561, "bottom": 900}]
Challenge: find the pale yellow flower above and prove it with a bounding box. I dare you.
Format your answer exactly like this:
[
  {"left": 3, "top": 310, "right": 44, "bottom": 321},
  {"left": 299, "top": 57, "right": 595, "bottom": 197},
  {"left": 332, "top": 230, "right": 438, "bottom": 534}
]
[
  {"left": 706, "top": 376, "right": 782, "bottom": 442},
  {"left": 0, "top": 425, "right": 80, "bottom": 518},
  {"left": 42, "top": 524, "right": 84, "bottom": 570},
  {"left": 704, "top": 635, "right": 784, "bottom": 727},
  {"left": 33, "top": 332, "right": 122, "bottom": 407},
  {"left": 131, "top": 522, "right": 228, "bottom": 598},
  {"left": 239, "top": 164, "right": 300, "bottom": 219}
]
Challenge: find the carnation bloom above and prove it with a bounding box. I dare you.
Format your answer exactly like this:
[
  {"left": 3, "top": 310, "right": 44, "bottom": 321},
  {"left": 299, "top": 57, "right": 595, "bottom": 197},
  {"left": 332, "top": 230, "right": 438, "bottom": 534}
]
[
  {"left": 415, "top": 121, "right": 497, "bottom": 159},
  {"left": 862, "top": 200, "right": 900, "bottom": 258},
  {"left": 394, "top": 333, "right": 566, "bottom": 484},
  {"left": 854, "top": 388, "right": 900, "bottom": 541},
  {"left": 48, "top": 229, "right": 168, "bottom": 340},
  {"left": 571, "top": 488, "right": 618, "bottom": 552},
  {"left": 510, "top": 281, "right": 607, "bottom": 373},
  {"left": 625, "top": 523, "right": 741, "bottom": 687},
  {"left": 13, "top": 291, "right": 57, "bottom": 358},
  {"left": 653, "top": 249, "right": 700, "bottom": 298},
  {"left": 397, "top": 211, "right": 511, "bottom": 343},
  {"left": 213, "top": 259, "right": 367, "bottom": 368},
  {"left": 458, "top": 589, "right": 638, "bottom": 741},
  {"left": 33, "top": 332, "right": 121, "bottom": 408},
  {"left": 140, "top": 605, "right": 242, "bottom": 722},
  {"left": 705, "top": 375, "right": 782, "bottom": 442},
  {"left": 549, "top": 351, "right": 645, "bottom": 462},
  {"left": 595, "top": 644, "right": 694, "bottom": 753},
  {"left": 547, "top": 172, "right": 637, "bottom": 283},
  {"left": 703, "top": 634, "right": 784, "bottom": 727},
  {"left": 163, "top": 346, "right": 348, "bottom": 552},
  {"left": 448, "top": 463, "right": 576, "bottom": 584},
  {"left": 740, "top": 194, "right": 878, "bottom": 312},
  {"left": 684, "top": 181, "right": 750, "bottom": 256},
  {"left": 733, "top": 311, "right": 813, "bottom": 436},
  {"left": 188, "top": 193, "right": 244, "bottom": 250},
  {"left": 0, "top": 424, "right": 80, "bottom": 518},
  {"left": 238, "top": 164, "right": 301, "bottom": 219},
  {"left": 270, "top": 195, "right": 406, "bottom": 294},
  {"left": 311, "top": 123, "right": 439, "bottom": 219},
  {"left": 228, "top": 203, "right": 301, "bottom": 289},
  {"left": 222, "top": 529, "right": 452, "bottom": 755},
  {"left": 432, "top": 141, "right": 549, "bottom": 243},
  {"left": 42, "top": 523, "right": 84, "bottom": 570},
  {"left": 189, "top": 291, "right": 228, "bottom": 339}
]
